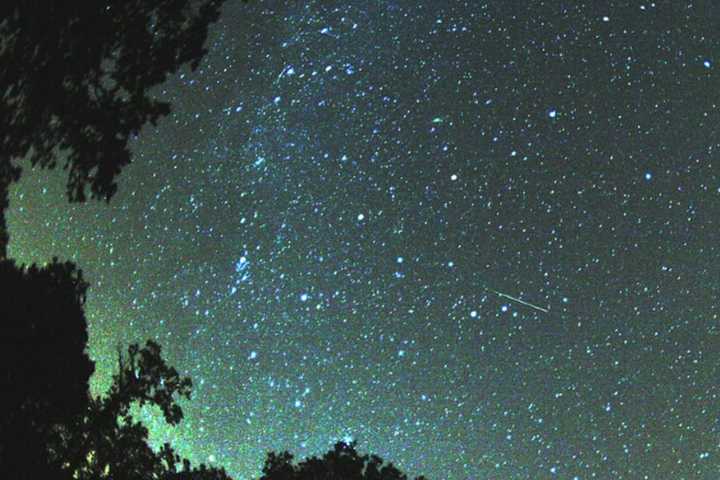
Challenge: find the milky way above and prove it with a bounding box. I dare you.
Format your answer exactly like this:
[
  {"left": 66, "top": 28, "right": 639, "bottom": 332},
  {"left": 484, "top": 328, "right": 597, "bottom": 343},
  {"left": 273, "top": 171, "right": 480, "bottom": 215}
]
[{"left": 8, "top": 1, "right": 720, "bottom": 478}]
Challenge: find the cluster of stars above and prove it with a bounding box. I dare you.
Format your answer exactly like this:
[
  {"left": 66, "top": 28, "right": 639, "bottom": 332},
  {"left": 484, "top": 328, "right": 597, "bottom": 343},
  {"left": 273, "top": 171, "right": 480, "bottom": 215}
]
[{"left": 6, "top": 1, "right": 720, "bottom": 479}]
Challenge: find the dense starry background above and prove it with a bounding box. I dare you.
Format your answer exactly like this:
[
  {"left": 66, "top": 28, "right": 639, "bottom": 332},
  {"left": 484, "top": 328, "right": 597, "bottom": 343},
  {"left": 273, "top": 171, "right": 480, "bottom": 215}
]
[{"left": 7, "top": 1, "right": 720, "bottom": 478}]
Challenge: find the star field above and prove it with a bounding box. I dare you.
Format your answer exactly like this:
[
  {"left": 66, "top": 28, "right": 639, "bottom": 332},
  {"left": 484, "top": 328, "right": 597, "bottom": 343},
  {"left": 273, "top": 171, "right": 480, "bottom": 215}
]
[{"left": 7, "top": 1, "right": 720, "bottom": 479}]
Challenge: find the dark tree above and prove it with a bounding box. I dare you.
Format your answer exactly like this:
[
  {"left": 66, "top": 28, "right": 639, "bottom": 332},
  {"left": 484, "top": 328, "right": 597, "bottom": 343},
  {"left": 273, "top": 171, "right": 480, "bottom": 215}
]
[
  {"left": 260, "top": 442, "right": 429, "bottom": 480},
  {"left": 0, "top": 258, "right": 94, "bottom": 480},
  {"left": 0, "top": 262, "right": 232, "bottom": 479},
  {"left": 1, "top": 1, "right": 243, "bottom": 478},
  {"left": 51, "top": 341, "right": 233, "bottom": 480},
  {"left": 0, "top": 0, "right": 228, "bottom": 256}
]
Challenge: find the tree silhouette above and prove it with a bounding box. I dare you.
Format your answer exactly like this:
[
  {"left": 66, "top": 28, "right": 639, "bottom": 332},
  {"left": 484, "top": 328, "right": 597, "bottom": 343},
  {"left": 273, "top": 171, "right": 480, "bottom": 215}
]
[
  {"left": 260, "top": 442, "right": 428, "bottom": 480},
  {"left": 0, "top": 1, "right": 244, "bottom": 478},
  {"left": 55, "top": 340, "right": 232, "bottom": 480},
  {"left": 0, "top": 279, "right": 236, "bottom": 479},
  {"left": 0, "top": 258, "right": 94, "bottom": 480},
  {"left": 0, "top": 2, "right": 241, "bottom": 477},
  {"left": 0, "top": 0, "right": 229, "bottom": 257},
  {"left": 0, "top": 262, "right": 232, "bottom": 479}
]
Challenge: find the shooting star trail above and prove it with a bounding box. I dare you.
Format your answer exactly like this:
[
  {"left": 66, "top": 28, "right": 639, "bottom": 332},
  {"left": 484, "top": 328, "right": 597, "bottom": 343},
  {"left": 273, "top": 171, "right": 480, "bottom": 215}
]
[{"left": 489, "top": 289, "right": 549, "bottom": 313}]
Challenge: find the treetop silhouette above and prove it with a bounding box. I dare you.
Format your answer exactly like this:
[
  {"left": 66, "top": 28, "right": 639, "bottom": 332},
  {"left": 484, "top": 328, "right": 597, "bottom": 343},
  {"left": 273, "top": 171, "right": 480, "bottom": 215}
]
[
  {"left": 56, "top": 340, "right": 232, "bottom": 480},
  {"left": 260, "top": 441, "right": 428, "bottom": 480}
]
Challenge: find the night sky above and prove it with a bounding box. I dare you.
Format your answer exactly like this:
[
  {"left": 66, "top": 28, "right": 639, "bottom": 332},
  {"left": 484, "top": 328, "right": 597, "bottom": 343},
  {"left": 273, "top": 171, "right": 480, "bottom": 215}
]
[{"left": 7, "top": 1, "right": 720, "bottom": 478}]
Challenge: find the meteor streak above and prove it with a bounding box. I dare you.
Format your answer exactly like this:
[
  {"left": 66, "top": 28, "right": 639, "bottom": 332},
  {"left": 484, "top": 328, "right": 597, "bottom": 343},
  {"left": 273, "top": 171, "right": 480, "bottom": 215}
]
[{"left": 489, "top": 289, "right": 549, "bottom": 313}]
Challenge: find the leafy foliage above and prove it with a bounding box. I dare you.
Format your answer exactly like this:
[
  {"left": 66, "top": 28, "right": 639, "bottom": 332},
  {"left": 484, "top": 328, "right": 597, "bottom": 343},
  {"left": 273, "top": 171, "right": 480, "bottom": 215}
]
[
  {"left": 0, "top": 1, "right": 240, "bottom": 478},
  {"left": 0, "top": 0, "right": 227, "bottom": 256},
  {"left": 56, "top": 341, "right": 232, "bottom": 480},
  {"left": 0, "top": 264, "right": 230, "bottom": 479}
]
